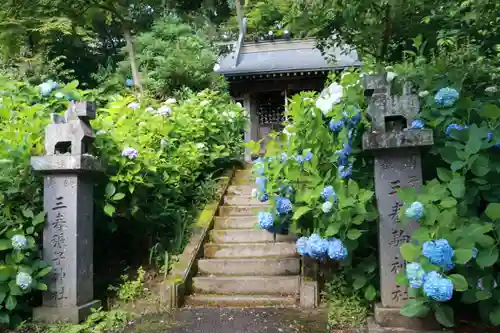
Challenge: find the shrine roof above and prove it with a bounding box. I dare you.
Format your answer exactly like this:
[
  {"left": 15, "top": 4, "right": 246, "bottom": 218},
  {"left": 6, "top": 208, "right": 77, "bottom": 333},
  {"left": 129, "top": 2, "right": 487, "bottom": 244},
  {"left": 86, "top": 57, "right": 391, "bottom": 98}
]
[{"left": 214, "top": 38, "right": 361, "bottom": 77}]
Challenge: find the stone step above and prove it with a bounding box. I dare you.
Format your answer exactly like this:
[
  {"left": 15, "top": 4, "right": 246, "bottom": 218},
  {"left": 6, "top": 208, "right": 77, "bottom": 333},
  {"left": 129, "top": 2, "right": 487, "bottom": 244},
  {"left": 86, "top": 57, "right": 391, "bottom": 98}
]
[
  {"left": 197, "top": 258, "right": 300, "bottom": 276},
  {"left": 210, "top": 229, "right": 296, "bottom": 243},
  {"left": 223, "top": 196, "right": 267, "bottom": 206},
  {"left": 235, "top": 169, "right": 255, "bottom": 178},
  {"left": 214, "top": 216, "right": 257, "bottom": 229},
  {"left": 204, "top": 242, "right": 298, "bottom": 259},
  {"left": 219, "top": 205, "right": 262, "bottom": 216},
  {"left": 226, "top": 185, "right": 254, "bottom": 196},
  {"left": 192, "top": 276, "right": 300, "bottom": 295},
  {"left": 184, "top": 294, "right": 298, "bottom": 307}
]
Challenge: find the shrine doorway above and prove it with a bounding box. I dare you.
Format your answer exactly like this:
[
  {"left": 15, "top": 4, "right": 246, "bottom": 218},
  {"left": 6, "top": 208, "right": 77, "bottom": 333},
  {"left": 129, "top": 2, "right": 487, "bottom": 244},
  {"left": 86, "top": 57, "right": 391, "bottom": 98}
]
[{"left": 255, "top": 90, "right": 286, "bottom": 154}]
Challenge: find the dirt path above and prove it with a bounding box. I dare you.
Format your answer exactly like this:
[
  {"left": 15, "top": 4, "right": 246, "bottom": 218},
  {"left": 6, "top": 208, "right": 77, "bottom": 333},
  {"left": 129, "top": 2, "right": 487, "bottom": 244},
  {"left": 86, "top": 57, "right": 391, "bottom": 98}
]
[{"left": 124, "top": 307, "right": 328, "bottom": 333}]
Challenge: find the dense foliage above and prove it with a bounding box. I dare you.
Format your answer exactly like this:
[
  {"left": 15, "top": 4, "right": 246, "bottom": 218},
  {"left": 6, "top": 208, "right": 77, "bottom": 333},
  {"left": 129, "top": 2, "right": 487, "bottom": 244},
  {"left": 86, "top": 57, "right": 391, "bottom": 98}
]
[{"left": 0, "top": 78, "right": 245, "bottom": 326}]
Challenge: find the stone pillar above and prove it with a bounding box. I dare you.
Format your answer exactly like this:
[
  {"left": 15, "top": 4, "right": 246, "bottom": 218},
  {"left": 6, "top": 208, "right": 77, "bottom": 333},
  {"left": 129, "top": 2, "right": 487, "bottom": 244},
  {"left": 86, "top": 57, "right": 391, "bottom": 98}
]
[
  {"left": 361, "top": 75, "right": 438, "bottom": 332},
  {"left": 31, "top": 101, "right": 102, "bottom": 323}
]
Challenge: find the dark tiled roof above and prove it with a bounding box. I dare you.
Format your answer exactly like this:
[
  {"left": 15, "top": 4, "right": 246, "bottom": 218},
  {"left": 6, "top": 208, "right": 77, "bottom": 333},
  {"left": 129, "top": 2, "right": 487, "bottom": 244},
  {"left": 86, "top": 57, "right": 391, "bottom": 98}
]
[{"left": 214, "top": 39, "right": 360, "bottom": 76}]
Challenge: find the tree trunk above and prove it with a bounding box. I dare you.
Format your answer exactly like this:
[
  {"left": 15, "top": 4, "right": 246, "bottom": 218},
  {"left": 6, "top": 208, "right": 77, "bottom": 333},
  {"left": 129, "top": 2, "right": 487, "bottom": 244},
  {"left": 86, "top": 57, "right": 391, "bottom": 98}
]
[{"left": 123, "top": 28, "right": 143, "bottom": 93}]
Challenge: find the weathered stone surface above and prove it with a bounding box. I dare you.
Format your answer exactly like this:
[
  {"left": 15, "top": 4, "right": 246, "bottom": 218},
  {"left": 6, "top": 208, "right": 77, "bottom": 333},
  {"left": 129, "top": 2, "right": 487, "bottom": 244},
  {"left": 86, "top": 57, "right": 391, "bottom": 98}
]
[
  {"left": 192, "top": 276, "right": 300, "bottom": 295},
  {"left": 197, "top": 258, "right": 300, "bottom": 276},
  {"left": 184, "top": 294, "right": 298, "bottom": 308},
  {"left": 373, "top": 305, "right": 441, "bottom": 330},
  {"left": 32, "top": 300, "right": 101, "bottom": 324},
  {"left": 214, "top": 216, "right": 257, "bottom": 229},
  {"left": 300, "top": 280, "right": 319, "bottom": 309},
  {"left": 223, "top": 196, "right": 267, "bottom": 206},
  {"left": 31, "top": 155, "right": 102, "bottom": 173},
  {"left": 362, "top": 130, "right": 433, "bottom": 151},
  {"left": 367, "top": 317, "right": 445, "bottom": 333},
  {"left": 219, "top": 205, "right": 262, "bottom": 216},
  {"left": 374, "top": 149, "right": 423, "bottom": 308},
  {"left": 204, "top": 242, "right": 298, "bottom": 258},
  {"left": 210, "top": 229, "right": 296, "bottom": 243}
]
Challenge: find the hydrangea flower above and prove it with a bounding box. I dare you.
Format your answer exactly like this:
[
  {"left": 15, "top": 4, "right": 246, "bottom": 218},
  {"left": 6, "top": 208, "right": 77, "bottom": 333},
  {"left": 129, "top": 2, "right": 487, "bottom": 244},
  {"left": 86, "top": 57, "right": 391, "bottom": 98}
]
[
  {"left": 316, "top": 82, "right": 343, "bottom": 115},
  {"left": 259, "top": 193, "right": 269, "bottom": 202},
  {"left": 405, "top": 201, "right": 424, "bottom": 221},
  {"left": 16, "top": 272, "right": 33, "bottom": 290},
  {"left": 337, "top": 144, "right": 352, "bottom": 166},
  {"left": 255, "top": 177, "right": 267, "bottom": 192},
  {"left": 386, "top": 72, "right": 397, "bottom": 83},
  {"left": 406, "top": 262, "right": 426, "bottom": 288},
  {"left": 329, "top": 119, "right": 344, "bottom": 133},
  {"left": 327, "top": 238, "right": 348, "bottom": 260},
  {"left": 165, "top": 98, "right": 177, "bottom": 105},
  {"left": 435, "top": 87, "right": 459, "bottom": 107},
  {"left": 477, "top": 277, "right": 498, "bottom": 291},
  {"left": 339, "top": 164, "right": 353, "bottom": 179},
  {"left": 258, "top": 212, "right": 274, "bottom": 230},
  {"left": 350, "top": 112, "right": 361, "bottom": 126},
  {"left": 445, "top": 123, "right": 467, "bottom": 136},
  {"left": 39, "top": 80, "right": 59, "bottom": 96},
  {"left": 296, "top": 237, "right": 309, "bottom": 256},
  {"left": 127, "top": 102, "right": 140, "bottom": 110},
  {"left": 281, "top": 152, "right": 288, "bottom": 162},
  {"left": 411, "top": 120, "right": 424, "bottom": 129},
  {"left": 254, "top": 163, "right": 265, "bottom": 176},
  {"left": 304, "top": 152, "right": 313, "bottom": 162},
  {"left": 307, "top": 234, "right": 329, "bottom": 259},
  {"left": 472, "top": 247, "right": 478, "bottom": 259},
  {"left": 488, "top": 132, "right": 493, "bottom": 142},
  {"left": 321, "top": 186, "right": 337, "bottom": 201},
  {"left": 423, "top": 271, "right": 453, "bottom": 302},
  {"left": 125, "top": 79, "right": 133, "bottom": 87},
  {"left": 121, "top": 147, "right": 138, "bottom": 159},
  {"left": 11, "top": 235, "right": 28, "bottom": 250},
  {"left": 276, "top": 196, "right": 293, "bottom": 215},
  {"left": 55, "top": 92, "right": 65, "bottom": 99},
  {"left": 485, "top": 86, "right": 498, "bottom": 93},
  {"left": 157, "top": 106, "right": 172, "bottom": 116},
  {"left": 422, "top": 239, "right": 455, "bottom": 271},
  {"left": 296, "top": 155, "right": 304, "bottom": 164},
  {"left": 322, "top": 201, "right": 333, "bottom": 213}
]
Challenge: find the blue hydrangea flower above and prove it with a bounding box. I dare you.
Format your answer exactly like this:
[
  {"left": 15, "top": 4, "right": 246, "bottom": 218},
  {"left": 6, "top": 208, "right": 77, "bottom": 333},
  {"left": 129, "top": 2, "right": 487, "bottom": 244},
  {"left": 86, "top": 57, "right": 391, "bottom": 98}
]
[
  {"left": 11, "top": 235, "right": 28, "bottom": 250},
  {"left": 322, "top": 201, "right": 333, "bottom": 213},
  {"left": 435, "top": 87, "right": 459, "bottom": 107},
  {"left": 296, "top": 237, "right": 309, "bottom": 256},
  {"left": 339, "top": 164, "right": 353, "bottom": 179},
  {"left": 423, "top": 271, "right": 453, "bottom": 302},
  {"left": 127, "top": 102, "right": 141, "bottom": 110},
  {"left": 279, "top": 185, "right": 293, "bottom": 197},
  {"left": 254, "top": 162, "right": 265, "bottom": 176},
  {"left": 488, "top": 132, "right": 493, "bottom": 142},
  {"left": 307, "top": 234, "right": 329, "bottom": 260},
  {"left": 445, "top": 123, "right": 467, "bottom": 136},
  {"left": 255, "top": 177, "right": 267, "bottom": 192},
  {"left": 327, "top": 238, "right": 348, "bottom": 260},
  {"left": 405, "top": 201, "right": 424, "bottom": 221},
  {"left": 329, "top": 119, "right": 344, "bottom": 133},
  {"left": 321, "top": 186, "right": 337, "bottom": 201},
  {"left": 422, "top": 239, "right": 455, "bottom": 272},
  {"left": 296, "top": 155, "right": 304, "bottom": 164},
  {"left": 350, "top": 112, "right": 361, "bottom": 126},
  {"left": 472, "top": 247, "right": 478, "bottom": 259},
  {"left": 276, "top": 196, "right": 293, "bottom": 215},
  {"left": 121, "top": 147, "right": 138, "bottom": 159},
  {"left": 126, "top": 79, "right": 134, "bottom": 87},
  {"left": 337, "top": 144, "right": 352, "bottom": 166},
  {"left": 259, "top": 193, "right": 269, "bottom": 202},
  {"left": 406, "top": 262, "right": 426, "bottom": 288},
  {"left": 281, "top": 152, "right": 288, "bottom": 162},
  {"left": 304, "top": 152, "right": 313, "bottom": 162},
  {"left": 16, "top": 272, "right": 33, "bottom": 290},
  {"left": 258, "top": 212, "right": 274, "bottom": 230},
  {"left": 411, "top": 120, "right": 424, "bottom": 129},
  {"left": 39, "top": 80, "right": 59, "bottom": 96}
]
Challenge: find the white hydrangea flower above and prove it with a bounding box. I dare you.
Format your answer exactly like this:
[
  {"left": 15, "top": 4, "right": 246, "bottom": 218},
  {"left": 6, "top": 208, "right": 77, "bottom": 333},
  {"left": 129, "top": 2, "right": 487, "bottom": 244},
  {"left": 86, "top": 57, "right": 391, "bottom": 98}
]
[
  {"left": 316, "top": 82, "right": 343, "bottom": 115},
  {"left": 485, "top": 86, "right": 498, "bottom": 93},
  {"left": 418, "top": 90, "right": 429, "bottom": 98},
  {"left": 165, "top": 98, "right": 177, "bottom": 105},
  {"left": 386, "top": 72, "right": 398, "bottom": 83},
  {"left": 196, "top": 143, "right": 206, "bottom": 149},
  {"left": 200, "top": 100, "right": 210, "bottom": 107},
  {"left": 145, "top": 106, "right": 155, "bottom": 112}
]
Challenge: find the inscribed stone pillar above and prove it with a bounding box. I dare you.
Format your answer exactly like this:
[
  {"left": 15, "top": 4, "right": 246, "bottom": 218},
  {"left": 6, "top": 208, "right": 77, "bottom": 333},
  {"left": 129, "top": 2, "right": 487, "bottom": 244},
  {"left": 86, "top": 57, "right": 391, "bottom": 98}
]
[
  {"left": 362, "top": 74, "right": 438, "bottom": 332},
  {"left": 31, "top": 101, "right": 102, "bottom": 323}
]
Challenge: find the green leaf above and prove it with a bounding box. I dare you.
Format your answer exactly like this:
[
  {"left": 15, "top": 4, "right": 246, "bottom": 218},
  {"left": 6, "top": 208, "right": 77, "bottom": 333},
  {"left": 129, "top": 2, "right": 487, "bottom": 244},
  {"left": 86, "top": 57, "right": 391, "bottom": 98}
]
[
  {"left": 293, "top": 206, "right": 311, "bottom": 220},
  {"left": 104, "top": 203, "right": 116, "bottom": 217},
  {"left": 0, "top": 265, "right": 13, "bottom": 282},
  {"left": 489, "top": 306, "right": 500, "bottom": 326},
  {"left": 347, "top": 179, "right": 359, "bottom": 196},
  {"left": 0, "top": 239, "right": 12, "bottom": 251},
  {"left": 0, "top": 290, "right": 6, "bottom": 304},
  {"left": 450, "top": 161, "right": 466, "bottom": 171},
  {"left": 400, "top": 243, "right": 420, "bottom": 262},
  {"left": 358, "top": 190, "right": 374, "bottom": 203},
  {"left": 364, "top": 285, "right": 377, "bottom": 301},
  {"left": 439, "top": 197, "right": 457, "bottom": 208},
  {"left": 453, "top": 249, "right": 473, "bottom": 264},
  {"left": 482, "top": 104, "right": 500, "bottom": 119},
  {"left": 485, "top": 203, "right": 500, "bottom": 221},
  {"left": 111, "top": 192, "right": 126, "bottom": 201},
  {"left": 36, "top": 283, "right": 48, "bottom": 291},
  {"left": 5, "top": 295, "right": 17, "bottom": 311},
  {"left": 470, "top": 155, "right": 489, "bottom": 177},
  {"left": 325, "top": 223, "right": 340, "bottom": 237},
  {"left": 353, "top": 276, "right": 367, "bottom": 290},
  {"left": 435, "top": 304, "right": 455, "bottom": 328},
  {"left": 0, "top": 311, "right": 9, "bottom": 324},
  {"left": 476, "top": 290, "right": 492, "bottom": 301},
  {"left": 465, "top": 125, "right": 483, "bottom": 154},
  {"left": 36, "top": 266, "right": 52, "bottom": 278},
  {"left": 347, "top": 229, "right": 362, "bottom": 240},
  {"left": 448, "top": 176, "right": 465, "bottom": 198},
  {"left": 449, "top": 274, "right": 468, "bottom": 291},
  {"left": 436, "top": 168, "right": 452, "bottom": 182},
  {"left": 400, "top": 299, "right": 430, "bottom": 317},
  {"left": 22, "top": 209, "right": 34, "bottom": 219},
  {"left": 476, "top": 247, "right": 499, "bottom": 269},
  {"left": 105, "top": 183, "right": 116, "bottom": 198}
]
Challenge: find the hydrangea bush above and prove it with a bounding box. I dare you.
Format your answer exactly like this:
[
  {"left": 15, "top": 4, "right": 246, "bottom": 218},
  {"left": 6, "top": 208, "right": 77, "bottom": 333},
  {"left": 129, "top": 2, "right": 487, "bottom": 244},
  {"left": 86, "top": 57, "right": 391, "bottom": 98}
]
[{"left": 248, "top": 71, "right": 379, "bottom": 301}]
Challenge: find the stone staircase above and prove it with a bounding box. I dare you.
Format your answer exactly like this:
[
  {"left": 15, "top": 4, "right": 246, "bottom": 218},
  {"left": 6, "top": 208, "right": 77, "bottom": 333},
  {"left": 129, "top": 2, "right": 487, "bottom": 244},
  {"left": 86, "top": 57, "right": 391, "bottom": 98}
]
[{"left": 185, "top": 168, "right": 301, "bottom": 307}]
